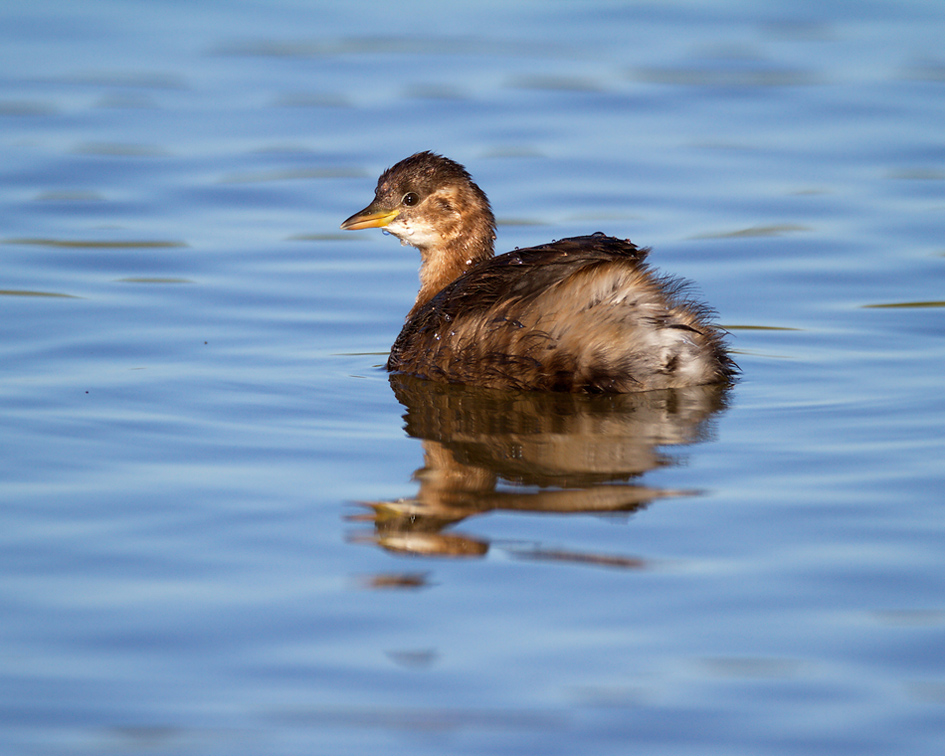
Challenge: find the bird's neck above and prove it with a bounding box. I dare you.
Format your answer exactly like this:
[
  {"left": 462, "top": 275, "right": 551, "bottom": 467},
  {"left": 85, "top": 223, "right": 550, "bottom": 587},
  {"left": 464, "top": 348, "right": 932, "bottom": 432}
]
[{"left": 410, "top": 218, "right": 495, "bottom": 317}]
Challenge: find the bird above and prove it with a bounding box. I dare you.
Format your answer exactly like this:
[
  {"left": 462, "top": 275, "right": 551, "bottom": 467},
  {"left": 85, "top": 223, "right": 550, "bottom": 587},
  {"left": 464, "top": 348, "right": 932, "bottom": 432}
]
[{"left": 340, "top": 151, "right": 737, "bottom": 393}]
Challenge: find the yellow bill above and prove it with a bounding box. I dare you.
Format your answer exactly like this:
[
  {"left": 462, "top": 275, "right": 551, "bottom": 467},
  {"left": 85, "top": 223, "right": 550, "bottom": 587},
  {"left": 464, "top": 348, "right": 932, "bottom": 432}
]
[{"left": 340, "top": 206, "right": 400, "bottom": 230}]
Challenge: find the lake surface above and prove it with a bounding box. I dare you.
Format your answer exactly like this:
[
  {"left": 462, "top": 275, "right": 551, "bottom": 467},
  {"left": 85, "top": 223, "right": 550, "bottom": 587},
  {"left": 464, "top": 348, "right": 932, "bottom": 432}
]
[{"left": 2, "top": 1, "right": 944, "bottom": 754}]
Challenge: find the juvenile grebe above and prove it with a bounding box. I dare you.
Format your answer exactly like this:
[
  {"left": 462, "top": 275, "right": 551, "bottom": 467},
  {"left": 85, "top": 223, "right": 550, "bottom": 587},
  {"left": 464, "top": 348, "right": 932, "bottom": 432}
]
[{"left": 341, "top": 151, "right": 737, "bottom": 392}]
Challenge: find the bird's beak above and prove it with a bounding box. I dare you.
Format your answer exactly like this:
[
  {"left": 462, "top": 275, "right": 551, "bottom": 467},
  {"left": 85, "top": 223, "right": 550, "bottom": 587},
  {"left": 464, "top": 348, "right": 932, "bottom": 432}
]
[{"left": 340, "top": 204, "right": 400, "bottom": 230}]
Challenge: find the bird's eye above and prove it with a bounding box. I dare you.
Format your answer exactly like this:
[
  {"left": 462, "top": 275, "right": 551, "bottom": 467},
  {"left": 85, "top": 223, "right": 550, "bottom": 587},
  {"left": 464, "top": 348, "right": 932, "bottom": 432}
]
[{"left": 402, "top": 192, "right": 419, "bottom": 206}]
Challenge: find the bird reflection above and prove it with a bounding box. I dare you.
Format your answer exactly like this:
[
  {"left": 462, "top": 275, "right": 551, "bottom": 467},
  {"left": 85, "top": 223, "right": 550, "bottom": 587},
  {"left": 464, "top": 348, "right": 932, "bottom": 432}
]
[{"left": 349, "top": 374, "right": 729, "bottom": 567}]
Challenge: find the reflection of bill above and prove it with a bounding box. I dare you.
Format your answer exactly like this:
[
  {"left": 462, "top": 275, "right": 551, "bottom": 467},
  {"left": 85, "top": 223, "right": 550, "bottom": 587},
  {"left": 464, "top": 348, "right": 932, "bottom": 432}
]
[{"left": 348, "top": 375, "right": 731, "bottom": 565}]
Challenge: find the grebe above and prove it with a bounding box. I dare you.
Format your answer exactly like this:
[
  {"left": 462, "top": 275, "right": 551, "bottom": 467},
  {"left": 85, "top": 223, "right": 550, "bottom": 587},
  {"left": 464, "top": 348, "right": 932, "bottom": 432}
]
[{"left": 341, "top": 151, "right": 737, "bottom": 392}]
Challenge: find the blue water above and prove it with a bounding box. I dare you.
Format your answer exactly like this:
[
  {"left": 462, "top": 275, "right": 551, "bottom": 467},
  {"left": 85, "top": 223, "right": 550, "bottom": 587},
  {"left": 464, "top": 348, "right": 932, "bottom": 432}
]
[{"left": 2, "top": 1, "right": 945, "bottom": 754}]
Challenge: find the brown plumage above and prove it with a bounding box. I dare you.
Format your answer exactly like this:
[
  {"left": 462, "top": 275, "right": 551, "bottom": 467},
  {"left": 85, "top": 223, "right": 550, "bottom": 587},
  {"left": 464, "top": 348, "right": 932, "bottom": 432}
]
[{"left": 341, "top": 151, "right": 737, "bottom": 393}]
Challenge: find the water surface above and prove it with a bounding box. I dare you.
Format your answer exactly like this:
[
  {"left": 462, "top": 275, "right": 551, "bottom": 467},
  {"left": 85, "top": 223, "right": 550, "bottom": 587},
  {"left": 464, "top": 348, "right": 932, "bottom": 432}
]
[{"left": 2, "top": 1, "right": 945, "bottom": 754}]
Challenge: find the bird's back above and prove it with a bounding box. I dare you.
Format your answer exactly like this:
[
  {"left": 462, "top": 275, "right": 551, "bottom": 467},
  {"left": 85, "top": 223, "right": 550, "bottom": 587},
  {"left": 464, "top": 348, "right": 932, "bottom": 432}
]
[{"left": 388, "top": 234, "right": 736, "bottom": 392}]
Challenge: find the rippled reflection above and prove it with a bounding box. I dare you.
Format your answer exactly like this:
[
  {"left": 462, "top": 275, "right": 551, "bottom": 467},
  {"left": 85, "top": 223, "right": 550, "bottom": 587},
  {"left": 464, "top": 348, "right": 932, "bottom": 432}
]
[{"left": 349, "top": 374, "right": 730, "bottom": 562}]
